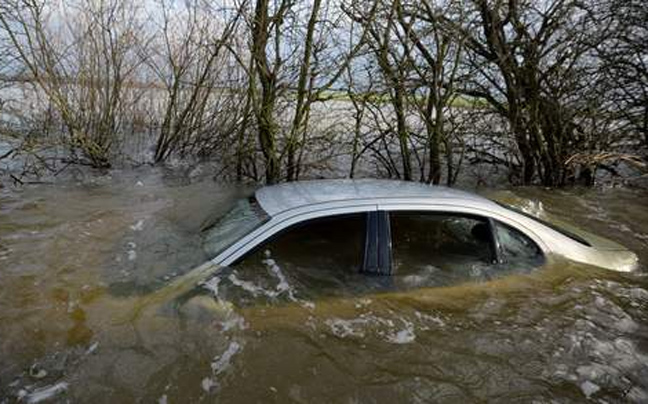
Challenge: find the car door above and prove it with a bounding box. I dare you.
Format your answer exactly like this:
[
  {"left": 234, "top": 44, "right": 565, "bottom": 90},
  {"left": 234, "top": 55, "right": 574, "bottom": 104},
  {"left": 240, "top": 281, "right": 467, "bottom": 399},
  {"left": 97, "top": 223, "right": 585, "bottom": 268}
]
[
  {"left": 224, "top": 212, "right": 377, "bottom": 300},
  {"left": 384, "top": 210, "right": 544, "bottom": 288}
]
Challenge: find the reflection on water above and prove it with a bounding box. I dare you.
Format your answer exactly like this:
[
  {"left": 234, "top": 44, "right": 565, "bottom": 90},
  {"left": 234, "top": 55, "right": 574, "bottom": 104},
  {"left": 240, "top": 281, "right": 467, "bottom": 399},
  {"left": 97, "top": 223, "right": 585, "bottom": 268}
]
[{"left": 1, "top": 168, "right": 648, "bottom": 402}]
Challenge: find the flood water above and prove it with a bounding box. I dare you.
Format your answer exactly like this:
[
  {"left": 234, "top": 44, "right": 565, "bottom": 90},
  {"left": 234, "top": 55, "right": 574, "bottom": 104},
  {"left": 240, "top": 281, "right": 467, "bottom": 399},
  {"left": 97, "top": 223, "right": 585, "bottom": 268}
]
[{"left": 1, "top": 167, "right": 648, "bottom": 403}]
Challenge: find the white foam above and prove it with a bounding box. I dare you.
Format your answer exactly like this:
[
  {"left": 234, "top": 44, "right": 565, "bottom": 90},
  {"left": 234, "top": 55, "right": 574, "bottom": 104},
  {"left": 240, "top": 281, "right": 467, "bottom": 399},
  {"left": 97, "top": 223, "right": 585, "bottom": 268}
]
[
  {"left": 201, "top": 377, "right": 217, "bottom": 392},
  {"left": 415, "top": 311, "right": 446, "bottom": 327},
  {"left": 228, "top": 273, "right": 267, "bottom": 296},
  {"left": 203, "top": 276, "right": 221, "bottom": 297},
  {"left": 130, "top": 219, "right": 145, "bottom": 231},
  {"left": 325, "top": 318, "right": 367, "bottom": 338},
  {"left": 211, "top": 341, "right": 241, "bottom": 375},
  {"left": 386, "top": 320, "right": 416, "bottom": 344},
  {"left": 325, "top": 314, "right": 418, "bottom": 344},
  {"left": 520, "top": 200, "right": 545, "bottom": 218},
  {"left": 25, "top": 382, "right": 69, "bottom": 404},
  {"left": 262, "top": 256, "right": 296, "bottom": 300},
  {"left": 300, "top": 300, "right": 316, "bottom": 310},
  {"left": 86, "top": 341, "right": 99, "bottom": 354},
  {"left": 580, "top": 380, "right": 600, "bottom": 398},
  {"left": 221, "top": 317, "right": 247, "bottom": 332}
]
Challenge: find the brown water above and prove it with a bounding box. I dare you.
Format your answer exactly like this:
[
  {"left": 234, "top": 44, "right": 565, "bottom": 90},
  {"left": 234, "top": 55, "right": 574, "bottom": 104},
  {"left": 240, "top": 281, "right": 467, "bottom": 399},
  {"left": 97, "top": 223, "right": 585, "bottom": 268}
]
[{"left": 1, "top": 168, "right": 647, "bottom": 403}]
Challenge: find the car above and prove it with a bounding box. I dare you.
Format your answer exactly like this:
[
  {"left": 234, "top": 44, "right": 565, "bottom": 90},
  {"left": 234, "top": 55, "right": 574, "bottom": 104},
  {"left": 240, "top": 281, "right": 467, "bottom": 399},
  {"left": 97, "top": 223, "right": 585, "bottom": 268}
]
[
  {"left": 140, "top": 178, "right": 639, "bottom": 318},
  {"left": 195, "top": 179, "right": 637, "bottom": 283}
]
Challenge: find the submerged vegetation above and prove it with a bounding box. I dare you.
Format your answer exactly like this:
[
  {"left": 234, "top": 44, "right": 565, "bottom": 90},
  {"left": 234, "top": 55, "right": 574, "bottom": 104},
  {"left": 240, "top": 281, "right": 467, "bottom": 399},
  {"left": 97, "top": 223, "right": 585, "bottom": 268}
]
[{"left": 0, "top": 0, "right": 646, "bottom": 186}]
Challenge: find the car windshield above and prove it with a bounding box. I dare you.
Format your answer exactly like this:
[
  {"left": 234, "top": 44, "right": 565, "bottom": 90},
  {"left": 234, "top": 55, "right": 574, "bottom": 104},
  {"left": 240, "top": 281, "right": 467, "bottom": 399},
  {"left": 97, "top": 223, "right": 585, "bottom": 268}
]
[{"left": 202, "top": 197, "right": 269, "bottom": 258}]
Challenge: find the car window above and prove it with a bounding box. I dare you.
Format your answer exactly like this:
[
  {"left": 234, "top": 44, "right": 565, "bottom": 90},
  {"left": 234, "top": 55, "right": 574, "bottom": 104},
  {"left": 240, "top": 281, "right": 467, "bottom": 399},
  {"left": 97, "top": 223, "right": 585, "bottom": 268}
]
[
  {"left": 252, "top": 213, "right": 365, "bottom": 272},
  {"left": 494, "top": 201, "right": 591, "bottom": 246},
  {"left": 218, "top": 213, "right": 369, "bottom": 303},
  {"left": 493, "top": 220, "right": 544, "bottom": 266},
  {"left": 390, "top": 212, "right": 494, "bottom": 287}
]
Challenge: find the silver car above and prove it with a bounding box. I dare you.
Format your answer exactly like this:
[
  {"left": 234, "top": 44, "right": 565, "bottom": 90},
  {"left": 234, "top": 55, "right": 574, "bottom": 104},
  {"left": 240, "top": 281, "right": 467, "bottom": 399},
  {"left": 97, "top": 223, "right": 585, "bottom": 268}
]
[{"left": 194, "top": 179, "right": 637, "bottom": 282}]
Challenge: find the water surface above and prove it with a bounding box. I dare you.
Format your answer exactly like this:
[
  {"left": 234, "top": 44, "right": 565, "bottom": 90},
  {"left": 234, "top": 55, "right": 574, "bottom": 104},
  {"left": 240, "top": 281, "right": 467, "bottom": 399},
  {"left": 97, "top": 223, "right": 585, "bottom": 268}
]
[{"left": 1, "top": 169, "right": 647, "bottom": 402}]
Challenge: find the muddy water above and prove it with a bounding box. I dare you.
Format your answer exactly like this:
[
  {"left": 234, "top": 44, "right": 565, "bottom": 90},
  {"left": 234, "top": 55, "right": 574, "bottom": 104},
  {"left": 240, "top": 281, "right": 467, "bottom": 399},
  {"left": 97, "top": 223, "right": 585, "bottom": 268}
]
[{"left": 1, "top": 169, "right": 647, "bottom": 403}]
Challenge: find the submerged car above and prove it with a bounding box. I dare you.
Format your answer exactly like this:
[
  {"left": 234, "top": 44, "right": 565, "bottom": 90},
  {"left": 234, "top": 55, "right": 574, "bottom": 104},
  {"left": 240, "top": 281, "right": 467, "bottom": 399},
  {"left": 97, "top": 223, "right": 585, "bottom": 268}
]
[{"left": 198, "top": 179, "right": 638, "bottom": 281}]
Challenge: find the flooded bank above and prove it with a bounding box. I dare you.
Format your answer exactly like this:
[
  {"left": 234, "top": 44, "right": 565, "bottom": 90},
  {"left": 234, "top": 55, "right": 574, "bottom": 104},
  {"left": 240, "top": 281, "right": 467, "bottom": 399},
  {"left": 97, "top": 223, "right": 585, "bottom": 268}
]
[{"left": 1, "top": 167, "right": 647, "bottom": 402}]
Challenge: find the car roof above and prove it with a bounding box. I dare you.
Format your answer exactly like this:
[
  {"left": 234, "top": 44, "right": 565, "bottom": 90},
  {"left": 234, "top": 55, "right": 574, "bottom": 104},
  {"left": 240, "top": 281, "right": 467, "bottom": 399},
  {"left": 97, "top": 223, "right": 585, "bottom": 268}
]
[{"left": 254, "top": 179, "right": 494, "bottom": 216}]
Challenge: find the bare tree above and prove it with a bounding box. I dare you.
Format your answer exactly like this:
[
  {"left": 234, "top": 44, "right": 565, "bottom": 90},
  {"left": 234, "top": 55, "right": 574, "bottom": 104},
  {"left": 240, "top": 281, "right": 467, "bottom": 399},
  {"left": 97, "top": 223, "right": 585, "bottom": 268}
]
[
  {"left": 434, "top": 0, "right": 611, "bottom": 185},
  {"left": 595, "top": 0, "right": 648, "bottom": 149},
  {"left": 344, "top": 0, "right": 416, "bottom": 181},
  {"left": 0, "top": 0, "right": 145, "bottom": 168},
  {"left": 1, "top": 0, "right": 644, "bottom": 186},
  {"left": 145, "top": 0, "right": 247, "bottom": 163},
  {"left": 394, "top": 0, "right": 466, "bottom": 185},
  {"left": 229, "top": 0, "right": 376, "bottom": 184}
]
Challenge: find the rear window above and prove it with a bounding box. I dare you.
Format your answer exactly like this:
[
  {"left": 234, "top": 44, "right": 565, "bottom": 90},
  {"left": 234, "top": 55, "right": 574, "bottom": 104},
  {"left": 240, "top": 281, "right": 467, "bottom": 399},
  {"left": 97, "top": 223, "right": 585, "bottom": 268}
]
[{"left": 494, "top": 202, "right": 591, "bottom": 247}]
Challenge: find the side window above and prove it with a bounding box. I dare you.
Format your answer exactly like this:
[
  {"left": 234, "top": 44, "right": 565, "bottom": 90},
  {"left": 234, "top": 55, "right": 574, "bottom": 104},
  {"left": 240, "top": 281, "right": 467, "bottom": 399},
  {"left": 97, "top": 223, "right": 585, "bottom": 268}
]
[
  {"left": 257, "top": 213, "right": 365, "bottom": 272},
  {"left": 390, "top": 212, "right": 494, "bottom": 277},
  {"left": 493, "top": 221, "right": 543, "bottom": 264},
  {"left": 233, "top": 213, "right": 366, "bottom": 293}
]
